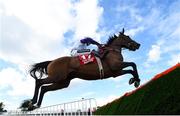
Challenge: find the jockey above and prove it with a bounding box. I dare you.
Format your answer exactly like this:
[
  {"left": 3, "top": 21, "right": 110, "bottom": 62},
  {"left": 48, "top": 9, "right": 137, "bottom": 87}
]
[{"left": 71, "top": 37, "right": 101, "bottom": 56}]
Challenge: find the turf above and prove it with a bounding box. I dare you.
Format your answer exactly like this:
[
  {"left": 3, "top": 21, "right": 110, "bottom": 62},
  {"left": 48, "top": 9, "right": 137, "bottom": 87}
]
[{"left": 94, "top": 64, "right": 180, "bottom": 115}]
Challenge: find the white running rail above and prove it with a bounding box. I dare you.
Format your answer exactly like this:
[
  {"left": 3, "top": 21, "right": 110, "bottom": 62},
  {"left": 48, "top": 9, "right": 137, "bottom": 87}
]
[{"left": 6, "top": 98, "right": 97, "bottom": 116}]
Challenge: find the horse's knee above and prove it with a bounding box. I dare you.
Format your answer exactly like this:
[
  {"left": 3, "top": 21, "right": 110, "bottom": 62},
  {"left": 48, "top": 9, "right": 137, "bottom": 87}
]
[{"left": 130, "top": 62, "right": 137, "bottom": 69}]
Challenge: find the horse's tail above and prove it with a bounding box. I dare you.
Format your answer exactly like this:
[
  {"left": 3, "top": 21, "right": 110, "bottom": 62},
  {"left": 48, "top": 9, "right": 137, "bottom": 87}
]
[{"left": 30, "top": 61, "right": 52, "bottom": 80}]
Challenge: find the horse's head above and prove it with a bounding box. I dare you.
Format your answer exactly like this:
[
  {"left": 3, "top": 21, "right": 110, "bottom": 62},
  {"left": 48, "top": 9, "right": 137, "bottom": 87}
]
[
  {"left": 118, "top": 29, "right": 140, "bottom": 51},
  {"left": 107, "top": 29, "right": 140, "bottom": 51}
]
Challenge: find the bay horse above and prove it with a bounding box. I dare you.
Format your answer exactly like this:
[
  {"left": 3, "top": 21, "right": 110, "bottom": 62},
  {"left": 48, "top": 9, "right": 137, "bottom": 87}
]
[{"left": 21, "top": 29, "right": 140, "bottom": 110}]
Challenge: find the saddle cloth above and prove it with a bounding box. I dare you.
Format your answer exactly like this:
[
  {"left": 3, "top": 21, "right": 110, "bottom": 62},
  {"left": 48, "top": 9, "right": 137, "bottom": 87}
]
[
  {"left": 78, "top": 52, "right": 104, "bottom": 79},
  {"left": 78, "top": 53, "right": 96, "bottom": 65}
]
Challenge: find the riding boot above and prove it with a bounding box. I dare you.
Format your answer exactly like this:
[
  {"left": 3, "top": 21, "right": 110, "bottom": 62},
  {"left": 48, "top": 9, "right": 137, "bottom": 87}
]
[{"left": 91, "top": 50, "right": 101, "bottom": 58}]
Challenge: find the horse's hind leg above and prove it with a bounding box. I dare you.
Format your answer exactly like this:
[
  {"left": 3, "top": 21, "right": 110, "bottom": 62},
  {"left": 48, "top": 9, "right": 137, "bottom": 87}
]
[
  {"left": 31, "top": 77, "right": 60, "bottom": 105},
  {"left": 31, "top": 80, "right": 41, "bottom": 104},
  {"left": 36, "top": 79, "right": 71, "bottom": 107}
]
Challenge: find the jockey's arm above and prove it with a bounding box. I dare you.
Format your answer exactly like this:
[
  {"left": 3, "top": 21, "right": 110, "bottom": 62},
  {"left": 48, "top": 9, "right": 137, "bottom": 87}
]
[
  {"left": 89, "top": 39, "right": 100, "bottom": 46},
  {"left": 81, "top": 38, "right": 100, "bottom": 46}
]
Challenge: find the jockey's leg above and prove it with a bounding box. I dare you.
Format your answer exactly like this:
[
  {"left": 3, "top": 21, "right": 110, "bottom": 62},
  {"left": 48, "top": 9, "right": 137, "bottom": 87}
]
[
  {"left": 91, "top": 50, "right": 100, "bottom": 57},
  {"left": 92, "top": 50, "right": 108, "bottom": 59}
]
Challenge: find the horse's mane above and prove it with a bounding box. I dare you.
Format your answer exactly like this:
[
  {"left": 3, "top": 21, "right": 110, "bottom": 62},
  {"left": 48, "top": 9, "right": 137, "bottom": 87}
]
[{"left": 106, "top": 34, "right": 118, "bottom": 45}]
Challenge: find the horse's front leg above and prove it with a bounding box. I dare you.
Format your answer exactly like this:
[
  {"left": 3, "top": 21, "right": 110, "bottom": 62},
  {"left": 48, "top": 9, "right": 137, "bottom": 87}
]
[
  {"left": 114, "top": 62, "right": 140, "bottom": 87},
  {"left": 110, "top": 61, "right": 139, "bottom": 79},
  {"left": 113, "top": 69, "right": 135, "bottom": 77},
  {"left": 120, "top": 62, "right": 139, "bottom": 79},
  {"left": 122, "top": 62, "right": 140, "bottom": 87}
]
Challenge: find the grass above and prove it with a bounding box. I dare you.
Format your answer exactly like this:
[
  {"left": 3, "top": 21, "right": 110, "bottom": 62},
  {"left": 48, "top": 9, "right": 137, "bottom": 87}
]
[{"left": 94, "top": 64, "right": 180, "bottom": 115}]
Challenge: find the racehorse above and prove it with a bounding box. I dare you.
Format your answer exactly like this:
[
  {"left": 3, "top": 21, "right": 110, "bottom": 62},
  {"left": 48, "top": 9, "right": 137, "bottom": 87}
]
[{"left": 21, "top": 29, "right": 141, "bottom": 110}]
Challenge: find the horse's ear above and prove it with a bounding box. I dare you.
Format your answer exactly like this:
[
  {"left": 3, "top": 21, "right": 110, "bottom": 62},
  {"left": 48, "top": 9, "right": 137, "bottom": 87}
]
[
  {"left": 119, "top": 28, "right": 125, "bottom": 35},
  {"left": 122, "top": 28, "right": 125, "bottom": 34}
]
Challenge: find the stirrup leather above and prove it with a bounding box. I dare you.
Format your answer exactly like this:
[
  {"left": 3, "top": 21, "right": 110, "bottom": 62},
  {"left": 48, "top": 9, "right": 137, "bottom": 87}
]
[{"left": 95, "top": 56, "right": 104, "bottom": 79}]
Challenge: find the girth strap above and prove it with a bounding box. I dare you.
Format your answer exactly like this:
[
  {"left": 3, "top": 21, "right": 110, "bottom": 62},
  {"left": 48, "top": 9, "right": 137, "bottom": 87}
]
[{"left": 95, "top": 56, "right": 104, "bottom": 79}]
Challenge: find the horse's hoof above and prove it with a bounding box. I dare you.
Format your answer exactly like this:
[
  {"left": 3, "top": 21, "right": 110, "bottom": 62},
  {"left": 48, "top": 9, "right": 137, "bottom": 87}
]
[
  {"left": 135, "top": 78, "right": 141, "bottom": 82},
  {"left": 134, "top": 81, "right": 140, "bottom": 88},
  {"left": 28, "top": 105, "right": 39, "bottom": 111},
  {"left": 129, "top": 78, "right": 135, "bottom": 85},
  {"left": 20, "top": 99, "right": 33, "bottom": 111}
]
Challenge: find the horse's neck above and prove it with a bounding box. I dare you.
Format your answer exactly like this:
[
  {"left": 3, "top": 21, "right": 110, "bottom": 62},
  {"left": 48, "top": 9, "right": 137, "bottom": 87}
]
[
  {"left": 107, "top": 44, "right": 122, "bottom": 53},
  {"left": 103, "top": 45, "right": 123, "bottom": 60},
  {"left": 102, "top": 48, "right": 124, "bottom": 72}
]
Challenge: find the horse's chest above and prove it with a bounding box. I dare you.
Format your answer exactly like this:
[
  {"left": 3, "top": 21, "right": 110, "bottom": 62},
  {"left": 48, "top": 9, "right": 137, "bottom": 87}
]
[
  {"left": 107, "top": 53, "right": 123, "bottom": 61},
  {"left": 105, "top": 53, "right": 123, "bottom": 70}
]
